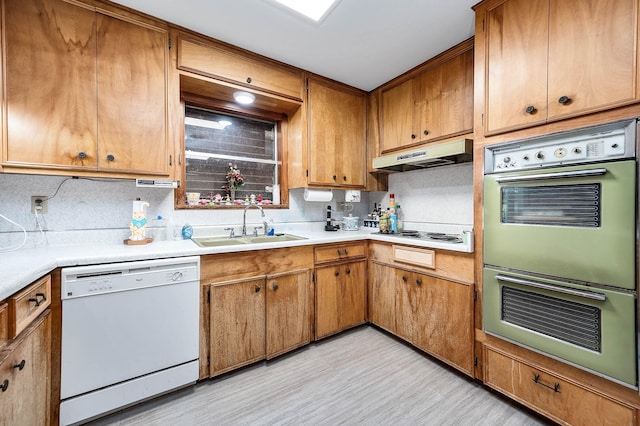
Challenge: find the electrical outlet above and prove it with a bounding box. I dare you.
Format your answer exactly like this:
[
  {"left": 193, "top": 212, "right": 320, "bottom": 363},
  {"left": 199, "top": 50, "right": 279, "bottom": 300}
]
[{"left": 31, "top": 196, "right": 48, "bottom": 214}]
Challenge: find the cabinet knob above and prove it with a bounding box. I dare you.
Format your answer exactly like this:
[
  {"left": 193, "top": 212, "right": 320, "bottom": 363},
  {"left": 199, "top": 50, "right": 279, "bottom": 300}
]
[
  {"left": 423, "top": 130, "right": 429, "bottom": 136},
  {"left": 335, "top": 271, "right": 340, "bottom": 277},
  {"left": 411, "top": 134, "right": 416, "bottom": 139},
  {"left": 525, "top": 105, "right": 536, "bottom": 114},
  {"left": 343, "top": 176, "right": 347, "bottom": 181},
  {"left": 0, "top": 379, "right": 8, "bottom": 392},
  {"left": 106, "top": 154, "right": 115, "bottom": 162},
  {"left": 246, "top": 77, "right": 252, "bottom": 84},
  {"left": 332, "top": 175, "right": 337, "bottom": 180},
  {"left": 272, "top": 283, "right": 279, "bottom": 291},
  {"left": 12, "top": 360, "right": 25, "bottom": 371},
  {"left": 402, "top": 275, "right": 408, "bottom": 282},
  {"left": 346, "top": 268, "right": 351, "bottom": 275},
  {"left": 77, "top": 151, "right": 87, "bottom": 159},
  {"left": 558, "top": 95, "right": 571, "bottom": 105},
  {"left": 415, "top": 278, "right": 422, "bottom": 286},
  {"left": 254, "top": 285, "right": 261, "bottom": 293}
]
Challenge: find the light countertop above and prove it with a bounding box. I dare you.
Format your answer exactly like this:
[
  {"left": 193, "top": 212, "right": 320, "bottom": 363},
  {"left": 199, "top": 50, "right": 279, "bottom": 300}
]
[{"left": 0, "top": 226, "right": 473, "bottom": 301}]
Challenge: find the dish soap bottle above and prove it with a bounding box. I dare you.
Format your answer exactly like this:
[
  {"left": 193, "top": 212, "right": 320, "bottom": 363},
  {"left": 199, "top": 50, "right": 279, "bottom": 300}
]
[
  {"left": 396, "top": 204, "right": 403, "bottom": 232},
  {"left": 388, "top": 194, "right": 397, "bottom": 233}
]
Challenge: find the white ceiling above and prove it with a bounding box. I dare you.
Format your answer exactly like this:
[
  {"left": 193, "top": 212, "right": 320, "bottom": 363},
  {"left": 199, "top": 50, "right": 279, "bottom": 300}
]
[{"left": 111, "top": 0, "right": 477, "bottom": 92}]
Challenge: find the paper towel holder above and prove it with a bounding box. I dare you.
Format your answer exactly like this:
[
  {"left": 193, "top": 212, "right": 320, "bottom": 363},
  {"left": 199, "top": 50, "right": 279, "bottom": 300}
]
[{"left": 303, "top": 188, "right": 333, "bottom": 202}]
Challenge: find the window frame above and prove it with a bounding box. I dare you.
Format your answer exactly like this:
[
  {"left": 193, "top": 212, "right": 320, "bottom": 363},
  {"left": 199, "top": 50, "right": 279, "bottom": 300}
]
[{"left": 175, "top": 94, "right": 290, "bottom": 209}]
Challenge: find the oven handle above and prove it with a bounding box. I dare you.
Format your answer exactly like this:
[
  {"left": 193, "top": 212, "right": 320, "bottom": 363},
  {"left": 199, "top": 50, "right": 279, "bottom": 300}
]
[
  {"left": 496, "top": 274, "right": 606, "bottom": 301},
  {"left": 494, "top": 168, "right": 607, "bottom": 183}
]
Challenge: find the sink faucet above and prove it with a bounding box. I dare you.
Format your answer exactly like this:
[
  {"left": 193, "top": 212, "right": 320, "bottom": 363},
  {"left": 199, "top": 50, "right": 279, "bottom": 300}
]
[{"left": 242, "top": 202, "right": 266, "bottom": 237}]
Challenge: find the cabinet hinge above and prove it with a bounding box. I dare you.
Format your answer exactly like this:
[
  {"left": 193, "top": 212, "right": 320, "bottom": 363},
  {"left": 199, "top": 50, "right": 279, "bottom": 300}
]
[
  {"left": 481, "top": 113, "right": 484, "bottom": 127},
  {"left": 207, "top": 288, "right": 211, "bottom": 303},
  {"left": 168, "top": 36, "right": 172, "bottom": 50},
  {"left": 169, "top": 154, "right": 173, "bottom": 166},
  {"left": 311, "top": 323, "right": 316, "bottom": 333},
  {"left": 482, "top": 18, "right": 485, "bottom": 33},
  {"left": 207, "top": 355, "right": 210, "bottom": 366},
  {"left": 306, "top": 169, "right": 309, "bottom": 177},
  {"left": 473, "top": 290, "right": 478, "bottom": 302},
  {"left": 312, "top": 272, "right": 315, "bottom": 282},
  {"left": 474, "top": 355, "right": 478, "bottom": 367}
]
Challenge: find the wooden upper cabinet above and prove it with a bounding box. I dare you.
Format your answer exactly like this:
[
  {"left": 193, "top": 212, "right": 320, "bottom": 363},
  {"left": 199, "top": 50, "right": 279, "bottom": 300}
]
[
  {"left": 482, "top": 0, "right": 639, "bottom": 135},
  {"left": 380, "top": 40, "right": 473, "bottom": 153},
  {"left": 4, "top": 0, "right": 98, "bottom": 169},
  {"left": 96, "top": 13, "right": 168, "bottom": 174},
  {"left": 307, "top": 78, "right": 366, "bottom": 188},
  {"left": 177, "top": 35, "right": 303, "bottom": 101},
  {"left": 2, "top": 0, "right": 170, "bottom": 176}
]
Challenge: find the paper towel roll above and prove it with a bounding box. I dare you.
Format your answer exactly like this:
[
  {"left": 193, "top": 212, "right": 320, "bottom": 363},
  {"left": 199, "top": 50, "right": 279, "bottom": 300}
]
[{"left": 304, "top": 188, "right": 333, "bottom": 202}]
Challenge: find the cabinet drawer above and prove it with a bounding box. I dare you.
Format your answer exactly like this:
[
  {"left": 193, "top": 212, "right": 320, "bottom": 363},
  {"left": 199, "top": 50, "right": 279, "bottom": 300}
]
[
  {"left": 8, "top": 275, "right": 51, "bottom": 339},
  {"left": 178, "top": 37, "right": 303, "bottom": 100},
  {"left": 484, "top": 347, "right": 636, "bottom": 425},
  {"left": 392, "top": 245, "right": 434, "bottom": 269},
  {"left": 315, "top": 243, "right": 366, "bottom": 263}
]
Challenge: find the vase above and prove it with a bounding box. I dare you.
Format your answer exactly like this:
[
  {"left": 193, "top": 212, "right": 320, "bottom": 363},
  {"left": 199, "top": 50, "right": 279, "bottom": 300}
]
[{"left": 230, "top": 188, "right": 236, "bottom": 201}]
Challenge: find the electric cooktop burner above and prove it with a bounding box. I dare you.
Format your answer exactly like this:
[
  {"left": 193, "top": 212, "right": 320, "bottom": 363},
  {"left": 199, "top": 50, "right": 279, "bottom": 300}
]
[{"left": 381, "top": 230, "right": 464, "bottom": 244}]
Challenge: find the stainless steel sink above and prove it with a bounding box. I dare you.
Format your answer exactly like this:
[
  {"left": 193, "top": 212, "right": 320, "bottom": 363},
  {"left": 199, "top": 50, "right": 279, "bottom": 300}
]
[{"left": 192, "top": 234, "right": 307, "bottom": 247}]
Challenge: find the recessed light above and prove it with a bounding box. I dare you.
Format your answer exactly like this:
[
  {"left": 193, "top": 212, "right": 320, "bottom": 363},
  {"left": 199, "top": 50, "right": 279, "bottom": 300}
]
[
  {"left": 270, "top": 0, "right": 340, "bottom": 23},
  {"left": 233, "top": 91, "right": 256, "bottom": 105}
]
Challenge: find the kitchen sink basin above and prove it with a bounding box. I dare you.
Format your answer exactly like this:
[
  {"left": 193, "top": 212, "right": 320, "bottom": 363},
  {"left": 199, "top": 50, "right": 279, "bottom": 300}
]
[{"left": 192, "top": 234, "right": 307, "bottom": 247}]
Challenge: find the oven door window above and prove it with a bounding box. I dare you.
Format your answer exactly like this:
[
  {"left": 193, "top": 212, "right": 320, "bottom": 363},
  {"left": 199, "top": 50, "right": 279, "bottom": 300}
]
[{"left": 501, "top": 183, "right": 601, "bottom": 227}]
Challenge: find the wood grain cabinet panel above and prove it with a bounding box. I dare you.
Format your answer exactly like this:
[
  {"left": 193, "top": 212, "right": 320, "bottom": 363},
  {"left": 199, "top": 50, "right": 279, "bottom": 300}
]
[
  {"left": 266, "top": 270, "right": 312, "bottom": 358},
  {"left": 209, "top": 277, "right": 266, "bottom": 377},
  {"left": 0, "top": 310, "right": 51, "bottom": 426},
  {"left": 367, "top": 262, "right": 398, "bottom": 334},
  {"left": 177, "top": 36, "right": 303, "bottom": 101},
  {"left": 484, "top": 346, "right": 636, "bottom": 425},
  {"left": 2, "top": 0, "right": 170, "bottom": 176},
  {"left": 307, "top": 78, "right": 366, "bottom": 188},
  {"left": 8, "top": 275, "right": 51, "bottom": 339},
  {"left": 315, "top": 260, "right": 366, "bottom": 339},
  {"left": 380, "top": 41, "right": 473, "bottom": 153},
  {"left": 482, "top": 0, "right": 640, "bottom": 134}
]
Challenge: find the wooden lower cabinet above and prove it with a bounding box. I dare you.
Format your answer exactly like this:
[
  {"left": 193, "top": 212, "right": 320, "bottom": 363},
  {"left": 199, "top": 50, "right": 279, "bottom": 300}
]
[
  {"left": 368, "top": 259, "right": 474, "bottom": 375},
  {"left": 0, "top": 310, "right": 51, "bottom": 425},
  {"left": 484, "top": 346, "right": 637, "bottom": 425},
  {"left": 315, "top": 260, "right": 366, "bottom": 339}
]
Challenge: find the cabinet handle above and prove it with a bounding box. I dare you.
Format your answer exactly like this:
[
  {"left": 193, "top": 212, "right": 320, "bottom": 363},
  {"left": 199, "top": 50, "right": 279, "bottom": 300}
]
[
  {"left": 402, "top": 275, "right": 408, "bottom": 282},
  {"left": 346, "top": 268, "right": 351, "bottom": 275},
  {"left": 254, "top": 285, "right": 261, "bottom": 293},
  {"left": 272, "top": 283, "right": 279, "bottom": 291},
  {"left": 106, "top": 154, "right": 115, "bottom": 162},
  {"left": 247, "top": 77, "right": 252, "bottom": 84},
  {"left": 525, "top": 105, "right": 536, "bottom": 114},
  {"left": 415, "top": 278, "right": 422, "bottom": 286},
  {"left": 336, "top": 249, "right": 349, "bottom": 256},
  {"left": 335, "top": 271, "right": 340, "bottom": 277},
  {"left": 411, "top": 134, "right": 416, "bottom": 139},
  {"left": 423, "top": 130, "right": 429, "bottom": 136},
  {"left": 0, "top": 379, "right": 8, "bottom": 392},
  {"left": 28, "top": 293, "right": 46, "bottom": 307},
  {"left": 77, "top": 151, "right": 87, "bottom": 159},
  {"left": 558, "top": 95, "right": 571, "bottom": 105},
  {"left": 13, "top": 360, "right": 25, "bottom": 371},
  {"left": 533, "top": 373, "right": 560, "bottom": 393}
]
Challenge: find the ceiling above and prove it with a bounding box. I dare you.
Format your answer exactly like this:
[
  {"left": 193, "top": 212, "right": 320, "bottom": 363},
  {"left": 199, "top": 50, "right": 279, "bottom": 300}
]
[{"left": 111, "top": 0, "right": 477, "bottom": 92}]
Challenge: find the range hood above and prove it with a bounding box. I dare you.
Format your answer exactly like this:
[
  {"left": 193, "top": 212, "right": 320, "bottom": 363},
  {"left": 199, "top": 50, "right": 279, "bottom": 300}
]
[{"left": 372, "top": 138, "right": 473, "bottom": 173}]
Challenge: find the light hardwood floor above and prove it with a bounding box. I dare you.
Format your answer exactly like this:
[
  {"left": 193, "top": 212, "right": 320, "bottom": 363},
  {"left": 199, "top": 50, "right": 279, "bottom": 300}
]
[{"left": 88, "top": 326, "right": 553, "bottom": 426}]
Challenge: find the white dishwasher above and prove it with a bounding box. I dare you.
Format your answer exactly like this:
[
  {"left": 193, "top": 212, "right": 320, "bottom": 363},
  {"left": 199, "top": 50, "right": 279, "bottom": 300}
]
[{"left": 59, "top": 256, "right": 200, "bottom": 425}]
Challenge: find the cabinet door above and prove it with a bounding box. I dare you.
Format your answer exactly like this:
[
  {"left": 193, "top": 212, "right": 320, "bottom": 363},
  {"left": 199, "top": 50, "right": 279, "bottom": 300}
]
[
  {"left": 4, "top": 0, "right": 97, "bottom": 169},
  {"left": 209, "top": 278, "right": 265, "bottom": 376},
  {"left": 381, "top": 79, "right": 414, "bottom": 152},
  {"left": 266, "top": 270, "right": 311, "bottom": 358},
  {"left": 396, "top": 271, "right": 428, "bottom": 342},
  {"left": 315, "top": 261, "right": 366, "bottom": 339},
  {"left": 413, "top": 274, "right": 474, "bottom": 374},
  {"left": 307, "top": 79, "right": 366, "bottom": 187},
  {"left": 0, "top": 312, "right": 50, "bottom": 425},
  {"left": 368, "top": 262, "right": 397, "bottom": 333},
  {"left": 96, "top": 13, "right": 169, "bottom": 175},
  {"left": 547, "top": 0, "right": 639, "bottom": 119},
  {"left": 485, "top": 0, "right": 549, "bottom": 134},
  {"left": 416, "top": 49, "right": 473, "bottom": 142}
]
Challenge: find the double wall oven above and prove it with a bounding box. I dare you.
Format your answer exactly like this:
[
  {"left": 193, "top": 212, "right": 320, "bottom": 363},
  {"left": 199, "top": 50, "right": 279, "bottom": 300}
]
[{"left": 483, "top": 119, "right": 638, "bottom": 388}]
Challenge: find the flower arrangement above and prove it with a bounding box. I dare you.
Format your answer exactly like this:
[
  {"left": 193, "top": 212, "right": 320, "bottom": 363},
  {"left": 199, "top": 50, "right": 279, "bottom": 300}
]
[{"left": 225, "top": 162, "right": 244, "bottom": 198}]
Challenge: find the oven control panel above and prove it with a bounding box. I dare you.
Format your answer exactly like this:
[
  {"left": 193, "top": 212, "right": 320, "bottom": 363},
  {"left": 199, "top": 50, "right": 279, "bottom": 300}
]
[{"left": 485, "top": 120, "right": 635, "bottom": 173}]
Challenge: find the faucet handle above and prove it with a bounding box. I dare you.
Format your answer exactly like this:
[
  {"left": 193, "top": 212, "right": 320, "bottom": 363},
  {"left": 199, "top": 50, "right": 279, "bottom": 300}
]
[
  {"left": 224, "top": 227, "right": 235, "bottom": 238},
  {"left": 252, "top": 226, "right": 263, "bottom": 237}
]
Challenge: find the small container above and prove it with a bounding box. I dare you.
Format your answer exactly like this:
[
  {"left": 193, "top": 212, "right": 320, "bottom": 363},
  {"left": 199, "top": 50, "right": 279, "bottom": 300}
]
[
  {"left": 341, "top": 215, "right": 360, "bottom": 231},
  {"left": 186, "top": 192, "right": 200, "bottom": 205}
]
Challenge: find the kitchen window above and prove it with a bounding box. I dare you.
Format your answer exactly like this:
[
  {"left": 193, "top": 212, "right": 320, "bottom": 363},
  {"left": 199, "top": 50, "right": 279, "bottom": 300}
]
[{"left": 181, "top": 105, "right": 286, "bottom": 208}]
